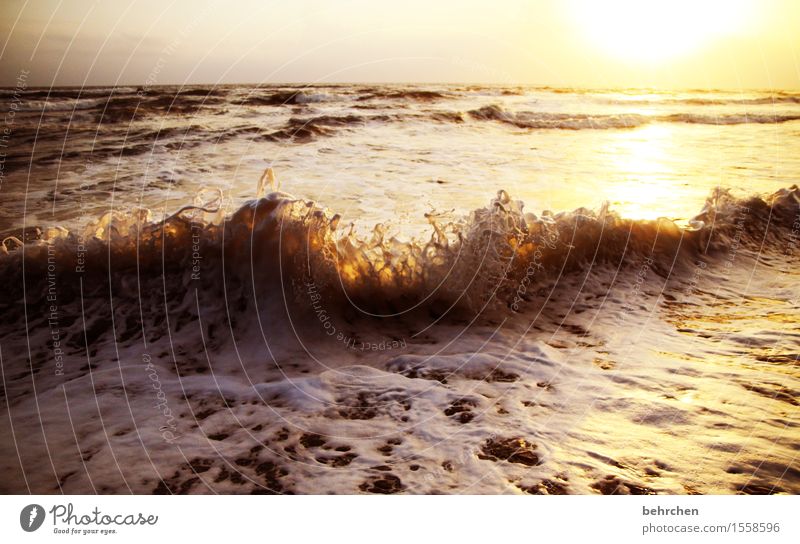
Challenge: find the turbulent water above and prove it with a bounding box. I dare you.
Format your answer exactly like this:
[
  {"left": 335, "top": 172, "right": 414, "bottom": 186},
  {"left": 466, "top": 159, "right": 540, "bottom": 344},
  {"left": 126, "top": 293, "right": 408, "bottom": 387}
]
[{"left": 0, "top": 84, "right": 799, "bottom": 494}]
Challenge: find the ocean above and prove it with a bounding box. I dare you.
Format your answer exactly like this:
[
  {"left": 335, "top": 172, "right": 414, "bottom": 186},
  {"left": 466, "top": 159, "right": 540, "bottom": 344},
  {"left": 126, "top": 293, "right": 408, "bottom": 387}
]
[{"left": 0, "top": 84, "right": 798, "bottom": 494}]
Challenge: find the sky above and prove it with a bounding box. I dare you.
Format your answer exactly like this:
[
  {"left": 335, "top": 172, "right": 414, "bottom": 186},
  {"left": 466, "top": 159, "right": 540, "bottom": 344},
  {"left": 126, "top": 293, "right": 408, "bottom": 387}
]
[{"left": 1, "top": 0, "right": 798, "bottom": 89}]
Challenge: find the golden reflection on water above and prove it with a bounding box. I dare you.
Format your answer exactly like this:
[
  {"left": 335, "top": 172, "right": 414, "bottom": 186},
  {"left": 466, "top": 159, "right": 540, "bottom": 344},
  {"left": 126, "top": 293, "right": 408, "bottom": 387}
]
[
  {"left": 589, "top": 121, "right": 726, "bottom": 225},
  {"left": 606, "top": 124, "right": 677, "bottom": 221},
  {"left": 522, "top": 121, "right": 734, "bottom": 225}
]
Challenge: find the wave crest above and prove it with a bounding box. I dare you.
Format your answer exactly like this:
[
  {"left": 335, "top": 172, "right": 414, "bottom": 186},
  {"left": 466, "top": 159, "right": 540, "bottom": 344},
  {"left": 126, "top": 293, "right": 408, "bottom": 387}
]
[{"left": 3, "top": 172, "right": 798, "bottom": 324}]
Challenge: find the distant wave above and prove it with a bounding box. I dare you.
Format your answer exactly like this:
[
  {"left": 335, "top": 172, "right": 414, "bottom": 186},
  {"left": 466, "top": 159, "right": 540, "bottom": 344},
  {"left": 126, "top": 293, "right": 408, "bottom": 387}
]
[
  {"left": 661, "top": 112, "right": 800, "bottom": 125},
  {"left": 676, "top": 95, "right": 800, "bottom": 106},
  {"left": 468, "top": 105, "right": 648, "bottom": 130},
  {"left": 0, "top": 87, "right": 137, "bottom": 98},
  {"left": 260, "top": 114, "right": 390, "bottom": 142},
  {"left": 237, "top": 90, "right": 339, "bottom": 106},
  {"left": 468, "top": 104, "right": 800, "bottom": 130},
  {"left": 4, "top": 92, "right": 225, "bottom": 122},
  {"left": 601, "top": 94, "right": 800, "bottom": 106},
  {"left": 12, "top": 97, "right": 109, "bottom": 112},
  {"left": 357, "top": 89, "right": 450, "bottom": 101}
]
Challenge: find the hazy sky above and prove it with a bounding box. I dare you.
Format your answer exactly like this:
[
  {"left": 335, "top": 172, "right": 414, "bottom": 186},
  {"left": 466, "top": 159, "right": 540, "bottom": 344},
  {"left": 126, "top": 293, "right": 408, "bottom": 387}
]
[{"left": 1, "top": 0, "right": 798, "bottom": 88}]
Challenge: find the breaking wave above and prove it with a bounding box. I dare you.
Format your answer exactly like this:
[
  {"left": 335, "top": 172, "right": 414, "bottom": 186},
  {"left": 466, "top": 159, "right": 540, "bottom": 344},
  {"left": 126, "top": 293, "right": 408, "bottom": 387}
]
[{"left": 3, "top": 171, "right": 799, "bottom": 336}]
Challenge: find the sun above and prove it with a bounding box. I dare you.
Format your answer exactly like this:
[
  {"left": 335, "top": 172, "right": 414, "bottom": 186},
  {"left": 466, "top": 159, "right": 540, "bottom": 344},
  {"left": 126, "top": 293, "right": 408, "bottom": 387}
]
[{"left": 568, "top": 0, "right": 752, "bottom": 63}]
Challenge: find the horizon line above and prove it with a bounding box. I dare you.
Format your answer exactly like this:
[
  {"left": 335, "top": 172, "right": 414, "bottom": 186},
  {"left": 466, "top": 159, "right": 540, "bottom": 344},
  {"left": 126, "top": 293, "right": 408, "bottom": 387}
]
[{"left": 1, "top": 81, "right": 799, "bottom": 93}]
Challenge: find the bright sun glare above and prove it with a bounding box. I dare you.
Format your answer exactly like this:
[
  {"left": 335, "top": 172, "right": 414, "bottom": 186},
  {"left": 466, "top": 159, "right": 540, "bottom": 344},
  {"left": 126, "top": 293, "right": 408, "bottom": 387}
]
[{"left": 569, "top": 0, "right": 752, "bottom": 62}]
